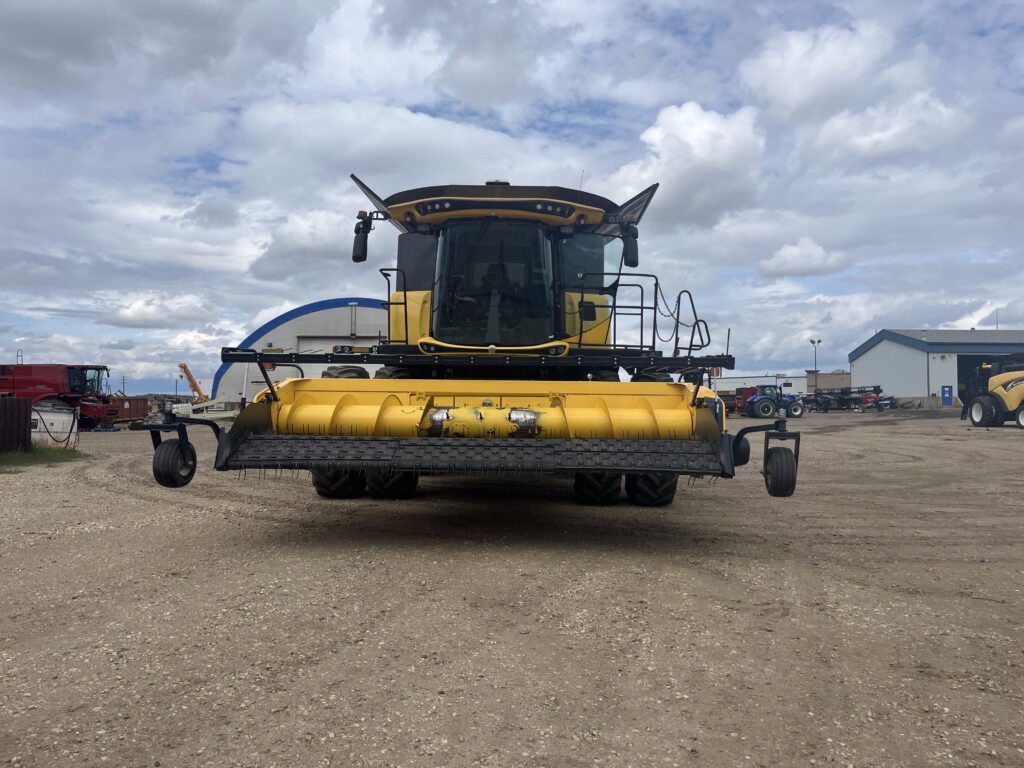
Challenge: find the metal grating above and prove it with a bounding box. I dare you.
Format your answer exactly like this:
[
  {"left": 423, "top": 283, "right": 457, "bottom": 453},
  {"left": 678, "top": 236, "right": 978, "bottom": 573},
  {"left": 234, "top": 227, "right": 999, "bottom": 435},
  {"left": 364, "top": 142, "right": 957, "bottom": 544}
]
[{"left": 224, "top": 435, "right": 725, "bottom": 475}]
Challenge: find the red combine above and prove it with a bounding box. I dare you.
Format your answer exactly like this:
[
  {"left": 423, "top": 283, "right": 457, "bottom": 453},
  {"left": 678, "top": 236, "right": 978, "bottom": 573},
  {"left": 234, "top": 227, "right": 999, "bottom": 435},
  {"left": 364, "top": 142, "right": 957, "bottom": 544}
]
[{"left": 0, "top": 364, "right": 117, "bottom": 429}]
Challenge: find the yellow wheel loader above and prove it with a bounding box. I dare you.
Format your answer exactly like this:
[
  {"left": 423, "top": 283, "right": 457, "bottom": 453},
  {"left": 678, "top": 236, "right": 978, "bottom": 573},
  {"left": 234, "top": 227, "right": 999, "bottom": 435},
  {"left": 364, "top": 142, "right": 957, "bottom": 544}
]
[
  {"left": 962, "top": 354, "right": 1024, "bottom": 428},
  {"left": 141, "top": 177, "right": 801, "bottom": 504}
]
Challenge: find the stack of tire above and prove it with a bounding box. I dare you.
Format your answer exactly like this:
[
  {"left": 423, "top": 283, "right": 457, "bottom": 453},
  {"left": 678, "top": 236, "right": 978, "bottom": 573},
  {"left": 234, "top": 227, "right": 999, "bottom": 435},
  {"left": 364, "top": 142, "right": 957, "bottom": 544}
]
[{"left": 0, "top": 397, "right": 32, "bottom": 453}]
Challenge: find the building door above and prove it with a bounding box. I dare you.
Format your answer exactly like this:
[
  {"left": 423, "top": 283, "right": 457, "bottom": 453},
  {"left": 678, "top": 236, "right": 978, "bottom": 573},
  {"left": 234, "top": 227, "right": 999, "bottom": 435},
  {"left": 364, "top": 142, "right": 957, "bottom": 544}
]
[{"left": 941, "top": 385, "right": 953, "bottom": 407}]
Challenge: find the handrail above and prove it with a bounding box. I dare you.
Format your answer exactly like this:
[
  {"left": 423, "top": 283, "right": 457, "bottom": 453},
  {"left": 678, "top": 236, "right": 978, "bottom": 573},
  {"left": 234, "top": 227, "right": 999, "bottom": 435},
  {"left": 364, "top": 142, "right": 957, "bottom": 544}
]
[{"left": 379, "top": 268, "right": 410, "bottom": 344}]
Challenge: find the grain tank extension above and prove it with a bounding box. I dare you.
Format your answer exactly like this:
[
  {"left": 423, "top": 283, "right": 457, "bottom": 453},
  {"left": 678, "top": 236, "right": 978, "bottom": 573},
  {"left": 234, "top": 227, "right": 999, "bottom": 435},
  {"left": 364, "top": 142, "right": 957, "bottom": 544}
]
[{"left": 139, "top": 177, "right": 801, "bottom": 505}]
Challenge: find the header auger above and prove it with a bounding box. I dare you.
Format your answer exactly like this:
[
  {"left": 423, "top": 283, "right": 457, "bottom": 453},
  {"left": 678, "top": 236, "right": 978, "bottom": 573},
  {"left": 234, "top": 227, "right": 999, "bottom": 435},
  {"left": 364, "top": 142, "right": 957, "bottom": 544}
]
[{"left": 141, "top": 176, "right": 801, "bottom": 505}]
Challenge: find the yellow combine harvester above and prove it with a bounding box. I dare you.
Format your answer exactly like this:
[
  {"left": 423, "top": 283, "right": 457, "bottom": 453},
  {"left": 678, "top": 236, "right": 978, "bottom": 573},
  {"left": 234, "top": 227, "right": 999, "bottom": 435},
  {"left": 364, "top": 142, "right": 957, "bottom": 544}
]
[{"left": 142, "top": 177, "right": 801, "bottom": 504}]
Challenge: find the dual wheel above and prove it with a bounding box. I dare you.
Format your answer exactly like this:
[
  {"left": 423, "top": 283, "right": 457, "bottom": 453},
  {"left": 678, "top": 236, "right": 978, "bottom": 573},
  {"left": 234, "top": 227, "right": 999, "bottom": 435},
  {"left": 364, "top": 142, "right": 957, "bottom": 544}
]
[
  {"left": 969, "top": 395, "right": 1024, "bottom": 428},
  {"left": 312, "top": 467, "right": 419, "bottom": 499},
  {"left": 753, "top": 400, "right": 804, "bottom": 418},
  {"left": 573, "top": 472, "right": 679, "bottom": 507}
]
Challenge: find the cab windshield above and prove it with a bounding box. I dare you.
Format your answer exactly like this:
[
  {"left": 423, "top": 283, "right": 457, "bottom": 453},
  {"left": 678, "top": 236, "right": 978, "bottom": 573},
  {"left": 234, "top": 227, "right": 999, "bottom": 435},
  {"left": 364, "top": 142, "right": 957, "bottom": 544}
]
[
  {"left": 434, "top": 221, "right": 555, "bottom": 346},
  {"left": 69, "top": 367, "right": 107, "bottom": 394}
]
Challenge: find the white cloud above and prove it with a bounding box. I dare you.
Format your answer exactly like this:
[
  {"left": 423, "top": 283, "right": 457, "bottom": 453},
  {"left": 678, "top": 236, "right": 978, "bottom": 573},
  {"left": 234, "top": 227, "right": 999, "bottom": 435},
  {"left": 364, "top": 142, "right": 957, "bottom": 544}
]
[
  {"left": 740, "top": 21, "right": 894, "bottom": 119},
  {"left": 1, "top": 1, "right": 1023, "bottom": 388},
  {"left": 97, "top": 293, "right": 219, "bottom": 329},
  {"left": 607, "top": 102, "right": 765, "bottom": 228},
  {"left": 760, "top": 237, "right": 846, "bottom": 277},
  {"left": 807, "top": 91, "right": 970, "bottom": 163}
]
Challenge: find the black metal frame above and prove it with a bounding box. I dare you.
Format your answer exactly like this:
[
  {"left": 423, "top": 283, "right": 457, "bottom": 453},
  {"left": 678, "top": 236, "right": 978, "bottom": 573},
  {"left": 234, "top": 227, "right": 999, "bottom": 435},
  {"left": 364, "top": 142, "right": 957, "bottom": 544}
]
[
  {"left": 734, "top": 419, "right": 801, "bottom": 467},
  {"left": 221, "top": 346, "right": 734, "bottom": 376}
]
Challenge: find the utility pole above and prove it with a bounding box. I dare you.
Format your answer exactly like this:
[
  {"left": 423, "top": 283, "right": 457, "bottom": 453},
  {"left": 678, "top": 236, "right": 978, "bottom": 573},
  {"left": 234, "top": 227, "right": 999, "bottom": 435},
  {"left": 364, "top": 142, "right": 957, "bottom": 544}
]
[{"left": 809, "top": 339, "right": 822, "bottom": 391}]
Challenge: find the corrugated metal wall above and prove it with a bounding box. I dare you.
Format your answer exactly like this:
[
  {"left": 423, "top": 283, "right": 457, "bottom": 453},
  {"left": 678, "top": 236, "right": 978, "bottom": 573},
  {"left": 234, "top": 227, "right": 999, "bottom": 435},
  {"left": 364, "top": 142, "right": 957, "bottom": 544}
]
[{"left": 851, "top": 340, "right": 927, "bottom": 397}]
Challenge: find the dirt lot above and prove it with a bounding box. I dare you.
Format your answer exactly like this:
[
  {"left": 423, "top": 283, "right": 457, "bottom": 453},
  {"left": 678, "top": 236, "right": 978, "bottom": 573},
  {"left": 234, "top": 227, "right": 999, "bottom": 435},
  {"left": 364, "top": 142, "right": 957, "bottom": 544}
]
[{"left": 1, "top": 411, "right": 1023, "bottom": 767}]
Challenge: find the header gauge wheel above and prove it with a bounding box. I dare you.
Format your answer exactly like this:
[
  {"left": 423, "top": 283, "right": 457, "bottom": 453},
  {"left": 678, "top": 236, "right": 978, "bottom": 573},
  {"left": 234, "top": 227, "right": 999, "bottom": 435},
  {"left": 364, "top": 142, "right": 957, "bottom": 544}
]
[
  {"left": 764, "top": 447, "right": 797, "bottom": 497},
  {"left": 153, "top": 438, "right": 197, "bottom": 488}
]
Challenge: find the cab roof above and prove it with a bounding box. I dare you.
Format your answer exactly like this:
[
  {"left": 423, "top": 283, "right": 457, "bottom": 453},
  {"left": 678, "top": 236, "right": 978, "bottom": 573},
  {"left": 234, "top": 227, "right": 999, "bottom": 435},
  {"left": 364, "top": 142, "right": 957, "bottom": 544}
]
[{"left": 351, "top": 175, "right": 658, "bottom": 233}]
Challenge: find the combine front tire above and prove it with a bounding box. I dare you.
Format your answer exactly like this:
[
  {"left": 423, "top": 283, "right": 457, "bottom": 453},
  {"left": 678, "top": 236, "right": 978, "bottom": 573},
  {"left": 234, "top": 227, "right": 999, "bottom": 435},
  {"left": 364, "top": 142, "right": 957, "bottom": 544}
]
[
  {"left": 573, "top": 473, "right": 621, "bottom": 505},
  {"left": 625, "top": 472, "right": 678, "bottom": 507},
  {"left": 367, "top": 468, "right": 419, "bottom": 499},
  {"left": 153, "top": 438, "right": 197, "bottom": 488},
  {"left": 312, "top": 468, "right": 366, "bottom": 498},
  {"left": 764, "top": 447, "right": 797, "bottom": 497},
  {"left": 374, "top": 367, "right": 414, "bottom": 379},
  {"left": 322, "top": 366, "right": 369, "bottom": 379},
  {"left": 968, "top": 396, "right": 997, "bottom": 427},
  {"left": 1016, "top": 409, "right": 1024, "bottom": 429}
]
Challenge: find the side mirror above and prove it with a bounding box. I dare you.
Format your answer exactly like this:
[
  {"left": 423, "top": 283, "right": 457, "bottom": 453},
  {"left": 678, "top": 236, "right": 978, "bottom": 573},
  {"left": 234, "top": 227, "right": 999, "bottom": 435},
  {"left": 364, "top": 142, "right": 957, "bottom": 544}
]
[
  {"left": 623, "top": 237, "right": 638, "bottom": 268},
  {"left": 622, "top": 223, "right": 639, "bottom": 268},
  {"left": 352, "top": 227, "right": 368, "bottom": 263},
  {"left": 579, "top": 300, "right": 597, "bottom": 322}
]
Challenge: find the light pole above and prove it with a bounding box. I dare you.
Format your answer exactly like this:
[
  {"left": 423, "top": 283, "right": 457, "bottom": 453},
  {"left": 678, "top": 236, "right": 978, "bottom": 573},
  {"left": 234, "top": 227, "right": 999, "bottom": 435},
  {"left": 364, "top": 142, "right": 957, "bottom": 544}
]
[{"left": 809, "top": 339, "right": 822, "bottom": 390}]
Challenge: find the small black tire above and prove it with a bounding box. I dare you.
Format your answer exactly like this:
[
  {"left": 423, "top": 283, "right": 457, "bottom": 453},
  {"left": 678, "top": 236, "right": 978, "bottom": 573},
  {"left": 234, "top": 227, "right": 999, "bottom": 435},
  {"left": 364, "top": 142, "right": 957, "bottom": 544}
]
[
  {"left": 764, "top": 447, "right": 797, "bottom": 497},
  {"left": 968, "top": 396, "right": 997, "bottom": 427},
  {"left": 573, "top": 473, "right": 621, "bottom": 505},
  {"left": 153, "top": 438, "right": 197, "bottom": 488},
  {"left": 588, "top": 370, "right": 622, "bottom": 382},
  {"left": 373, "top": 367, "right": 414, "bottom": 379},
  {"left": 366, "top": 468, "right": 419, "bottom": 499},
  {"left": 786, "top": 401, "right": 805, "bottom": 418},
  {"left": 754, "top": 399, "right": 776, "bottom": 418},
  {"left": 322, "top": 366, "right": 369, "bottom": 379},
  {"left": 624, "top": 472, "right": 678, "bottom": 507},
  {"left": 732, "top": 436, "right": 751, "bottom": 467},
  {"left": 312, "top": 468, "right": 366, "bottom": 498},
  {"left": 632, "top": 371, "right": 674, "bottom": 382},
  {"left": 1016, "top": 408, "right": 1024, "bottom": 429}
]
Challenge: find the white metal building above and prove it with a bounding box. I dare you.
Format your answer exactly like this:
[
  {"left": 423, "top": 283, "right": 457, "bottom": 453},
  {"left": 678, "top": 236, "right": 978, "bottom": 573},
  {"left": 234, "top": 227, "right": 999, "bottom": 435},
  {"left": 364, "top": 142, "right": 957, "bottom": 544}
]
[
  {"left": 212, "top": 297, "right": 388, "bottom": 402},
  {"left": 712, "top": 373, "right": 808, "bottom": 394},
  {"left": 849, "top": 329, "right": 1024, "bottom": 403}
]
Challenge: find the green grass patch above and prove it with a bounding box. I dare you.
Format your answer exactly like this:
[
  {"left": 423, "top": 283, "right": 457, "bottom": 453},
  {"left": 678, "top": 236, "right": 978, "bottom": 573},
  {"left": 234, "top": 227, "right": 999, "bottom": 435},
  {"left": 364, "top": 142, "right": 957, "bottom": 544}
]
[{"left": 0, "top": 444, "right": 84, "bottom": 471}]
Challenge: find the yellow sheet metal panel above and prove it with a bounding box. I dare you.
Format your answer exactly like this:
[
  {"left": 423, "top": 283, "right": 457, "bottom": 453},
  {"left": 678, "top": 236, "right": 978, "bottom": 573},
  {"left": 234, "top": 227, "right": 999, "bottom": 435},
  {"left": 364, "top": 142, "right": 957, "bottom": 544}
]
[
  {"left": 562, "top": 292, "right": 612, "bottom": 346},
  {"left": 990, "top": 369, "right": 1024, "bottom": 411},
  {"left": 267, "top": 378, "right": 723, "bottom": 441},
  {"left": 387, "top": 290, "right": 431, "bottom": 343}
]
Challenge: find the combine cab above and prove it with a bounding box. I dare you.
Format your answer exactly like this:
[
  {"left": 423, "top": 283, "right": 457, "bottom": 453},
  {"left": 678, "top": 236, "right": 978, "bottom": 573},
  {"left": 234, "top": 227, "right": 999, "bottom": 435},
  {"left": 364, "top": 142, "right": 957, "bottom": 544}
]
[
  {"left": 0, "top": 364, "right": 116, "bottom": 429},
  {"left": 141, "top": 177, "right": 801, "bottom": 504}
]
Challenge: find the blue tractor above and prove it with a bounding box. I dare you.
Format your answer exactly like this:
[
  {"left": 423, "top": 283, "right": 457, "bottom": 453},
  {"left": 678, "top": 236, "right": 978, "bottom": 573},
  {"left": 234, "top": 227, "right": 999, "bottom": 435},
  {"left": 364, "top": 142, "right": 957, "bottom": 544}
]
[{"left": 743, "top": 385, "right": 805, "bottom": 419}]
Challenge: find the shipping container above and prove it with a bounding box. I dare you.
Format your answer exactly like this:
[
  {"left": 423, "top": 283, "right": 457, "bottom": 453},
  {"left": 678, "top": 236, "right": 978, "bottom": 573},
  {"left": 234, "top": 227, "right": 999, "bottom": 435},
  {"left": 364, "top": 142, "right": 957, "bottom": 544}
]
[{"left": 111, "top": 396, "right": 151, "bottom": 423}]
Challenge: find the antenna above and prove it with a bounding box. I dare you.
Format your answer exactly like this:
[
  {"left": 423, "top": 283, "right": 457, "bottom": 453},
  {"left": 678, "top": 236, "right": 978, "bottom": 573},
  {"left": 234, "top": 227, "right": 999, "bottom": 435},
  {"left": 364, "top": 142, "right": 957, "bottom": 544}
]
[{"left": 578, "top": 169, "right": 585, "bottom": 190}]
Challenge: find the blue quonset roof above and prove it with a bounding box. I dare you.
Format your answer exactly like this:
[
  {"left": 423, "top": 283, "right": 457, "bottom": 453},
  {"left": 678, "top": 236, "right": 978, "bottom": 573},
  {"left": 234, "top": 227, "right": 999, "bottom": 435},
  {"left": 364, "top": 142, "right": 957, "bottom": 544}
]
[
  {"left": 849, "top": 329, "right": 1024, "bottom": 363},
  {"left": 212, "top": 297, "right": 385, "bottom": 397}
]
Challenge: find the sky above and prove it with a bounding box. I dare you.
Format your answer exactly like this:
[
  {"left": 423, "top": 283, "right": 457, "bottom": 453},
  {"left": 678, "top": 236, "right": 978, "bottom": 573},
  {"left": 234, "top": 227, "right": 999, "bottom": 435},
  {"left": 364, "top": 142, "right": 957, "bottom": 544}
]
[{"left": 2, "top": 0, "right": 1023, "bottom": 394}]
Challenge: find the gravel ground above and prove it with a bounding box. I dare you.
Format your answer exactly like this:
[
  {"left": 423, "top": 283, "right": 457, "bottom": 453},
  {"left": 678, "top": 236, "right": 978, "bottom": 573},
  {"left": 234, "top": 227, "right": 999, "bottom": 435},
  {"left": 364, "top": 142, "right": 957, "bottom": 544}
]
[{"left": 1, "top": 411, "right": 1023, "bottom": 767}]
